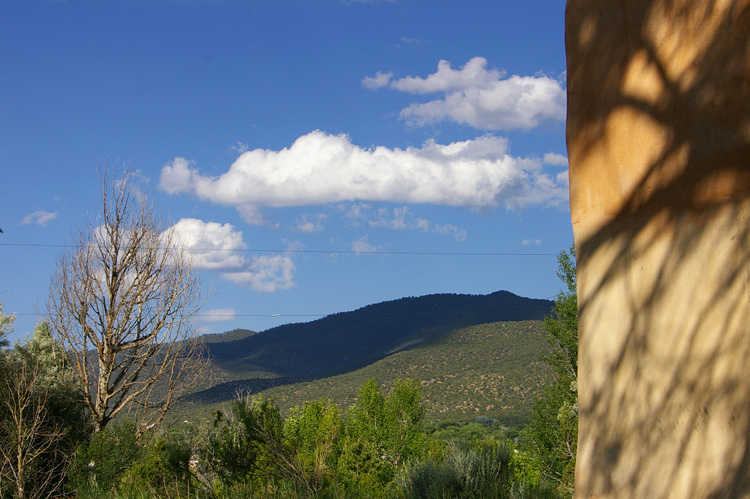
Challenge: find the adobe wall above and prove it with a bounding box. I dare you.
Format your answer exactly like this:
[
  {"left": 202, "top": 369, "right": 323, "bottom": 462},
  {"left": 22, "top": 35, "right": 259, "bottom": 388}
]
[{"left": 566, "top": 1, "right": 750, "bottom": 497}]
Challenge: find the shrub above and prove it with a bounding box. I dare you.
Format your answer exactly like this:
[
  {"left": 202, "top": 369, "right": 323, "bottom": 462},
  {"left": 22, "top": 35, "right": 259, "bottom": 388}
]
[
  {"left": 120, "top": 437, "right": 193, "bottom": 494},
  {"left": 68, "top": 421, "right": 143, "bottom": 494},
  {"left": 400, "top": 438, "right": 514, "bottom": 499}
]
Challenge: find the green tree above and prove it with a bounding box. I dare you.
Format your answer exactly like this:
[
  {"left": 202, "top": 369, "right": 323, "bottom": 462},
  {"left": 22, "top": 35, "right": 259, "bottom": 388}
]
[
  {"left": 523, "top": 246, "right": 578, "bottom": 496},
  {"left": 206, "top": 394, "right": 321, "bottom": 494},
  {"left": 384, "top": 378, "right": 428, "bottom": 465},
  {"left": 543, "top": 246, "right": 578, "bottom": 383},
  {"left": 206, "top": 395, "right": 281, "bottom": 488},
  {"left": 338, "top": 378, "right": 427, "bottom": 493},
  {"left": 284, "top": 398, "right": 344, "bottom": 489},
  {"left": 0, "top": 320, "right": 90, "bottom": 499}
]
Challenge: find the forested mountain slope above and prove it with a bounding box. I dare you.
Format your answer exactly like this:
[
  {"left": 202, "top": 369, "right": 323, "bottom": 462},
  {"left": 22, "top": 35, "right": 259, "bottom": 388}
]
[
  {"left": 205, "top": 290, "right": 552, "bottom": 379},
  {"left": 188, "top": 291, "right": 554, "bottom": 411},
  {"left": 260, "top": 320, "right": 553, "bottom": 425}
]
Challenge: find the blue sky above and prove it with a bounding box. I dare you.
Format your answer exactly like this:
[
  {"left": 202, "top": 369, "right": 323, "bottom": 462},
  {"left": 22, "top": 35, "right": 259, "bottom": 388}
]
[{"left": 1, "top": 0, "right": 571, "bottom": 343}]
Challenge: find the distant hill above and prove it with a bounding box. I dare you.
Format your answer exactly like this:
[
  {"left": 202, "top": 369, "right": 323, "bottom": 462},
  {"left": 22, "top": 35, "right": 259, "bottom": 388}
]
[
  {"left": 189, "top": 291, "right": 553, "bottom": 407},
  {"left": 184, "top": 320, "right": 552, "bottom": 427},
  {"left": 205, "top": 290, "right": 552, "bottom": 378}
]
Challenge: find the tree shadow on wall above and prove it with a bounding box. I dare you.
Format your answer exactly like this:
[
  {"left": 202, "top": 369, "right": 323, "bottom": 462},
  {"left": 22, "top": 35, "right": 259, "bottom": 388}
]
[{"left": 566, "top": 1, "right": 750, "bottom": 497}]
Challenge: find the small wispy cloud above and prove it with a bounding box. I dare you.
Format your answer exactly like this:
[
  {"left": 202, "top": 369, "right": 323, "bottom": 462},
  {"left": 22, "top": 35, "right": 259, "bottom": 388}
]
[
  {"left": 21, "top": 210, "right": 58, "bottom": 227},
  {"left": 543, "top": 153, "right": 569, "bottom": 167},
  {"left": 352, "top": 236, "right": 378, "bottom": 254},
  {"left": 397, "top": 36, "right": 425, "bottom": 46},
  {"left": 343, "top": 204, "right": 467, "bottom": 241},
  {"left": 295, "top": 213, "right": 327, "bottom": 233},
  {"left": 431, "top": 223, "right": 467, "bottom": 242},
  {"left": 230, "top": 141, "right": 249, "bottom": 154},
  {"left": 199, "top": 307, "right": 237, "bottom": 323},
  {"left": 362, "top": 71, "right": 394, "bottom": 90},
  {"left": 521, "top": 239, "right": 542, "bottom": 246}
]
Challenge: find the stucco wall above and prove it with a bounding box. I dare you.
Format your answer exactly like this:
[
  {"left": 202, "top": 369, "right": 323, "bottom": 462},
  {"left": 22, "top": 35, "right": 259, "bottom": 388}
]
[{"left": 566, "top": 1, "right": 750, "bottom": 497}]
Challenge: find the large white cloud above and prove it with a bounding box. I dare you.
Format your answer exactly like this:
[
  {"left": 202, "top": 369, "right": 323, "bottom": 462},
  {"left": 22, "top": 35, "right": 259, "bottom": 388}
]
[
  {"left": 363, "top": 57, "right": 566, "bottom": 131},
  {"left": 160, "top": 131, "right": 568, "bottom": 223},
  {"left": 168, "top": 218, "right": 295, "bottom": 293}
]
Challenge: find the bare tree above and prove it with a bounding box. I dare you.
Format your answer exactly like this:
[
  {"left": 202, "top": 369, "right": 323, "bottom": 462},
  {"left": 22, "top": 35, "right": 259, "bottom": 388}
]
[{"left": 47, "top": 167, "right": 207, "bottom": 435}]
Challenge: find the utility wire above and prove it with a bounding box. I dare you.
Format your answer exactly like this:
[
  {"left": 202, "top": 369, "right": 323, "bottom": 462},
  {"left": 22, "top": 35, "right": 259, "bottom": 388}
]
[{"left": 0, "top": 242, "right": 557, "bottom": 257}]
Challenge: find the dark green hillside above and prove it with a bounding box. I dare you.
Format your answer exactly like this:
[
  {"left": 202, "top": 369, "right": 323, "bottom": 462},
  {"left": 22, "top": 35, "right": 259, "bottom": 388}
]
[
  {"left": 187, "top": 320, "right": 552, "bottom": 427},
  {"left": 205, "top": 291, "right": 552, "bottom": 382},
  {"left": 200, "top": 328, "right": 256, "bottom": 343}
]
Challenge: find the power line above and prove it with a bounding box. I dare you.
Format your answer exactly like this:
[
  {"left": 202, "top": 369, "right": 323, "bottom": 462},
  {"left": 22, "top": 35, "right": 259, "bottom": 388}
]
[
  {"left": 0, "top": 242, "right": 557, "bottom": 257},
  {"left": 9, "top": 312, "right": 326, "bottom": 319}
]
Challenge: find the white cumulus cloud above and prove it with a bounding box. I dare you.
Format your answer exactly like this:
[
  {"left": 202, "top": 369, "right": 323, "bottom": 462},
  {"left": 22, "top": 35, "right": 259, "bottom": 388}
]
[
  {"left": 364, "top": 57, "right": 566, "bottom": 131},
  {"left": 390, "top": 57, "right": 503, "bottom": 94},
  {"left": 159, "top": 131, "right": 568, "bottom": 223},
  {"left": 168, "top": 218, "right": 295, "bottom": 293},
  {"left": 21, "top": 210, "right": 58, "bottom": 227}
]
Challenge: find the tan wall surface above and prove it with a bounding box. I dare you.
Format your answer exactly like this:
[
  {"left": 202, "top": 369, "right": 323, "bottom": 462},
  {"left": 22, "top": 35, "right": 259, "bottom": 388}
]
[{"left": 567, "top": 1, "right": 750, "bottom": 497}]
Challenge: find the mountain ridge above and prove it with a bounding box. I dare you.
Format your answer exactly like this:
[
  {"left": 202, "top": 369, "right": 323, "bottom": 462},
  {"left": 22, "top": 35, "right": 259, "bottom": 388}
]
[
  {"left": 184, "top": 319, "right": 553, "bottom": 426},
  {"left": 195, "top": 290, "right": 554, "bottom": 406}
]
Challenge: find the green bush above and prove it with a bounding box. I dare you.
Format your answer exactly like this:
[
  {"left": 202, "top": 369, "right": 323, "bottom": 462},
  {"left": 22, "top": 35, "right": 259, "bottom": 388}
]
[
  {"left": 120, "top": 437, "right": 193, "bottom": 494},
  {"left": 204, "top": 395, "right": 286, "bottom": 488},
  {"left": 400, "top": 439, "right": 514, "bottom": 499},
  {"left": 68, "top": 421, "right": 143, "bottom": 495},
  {"left": 285, "top": 398, "right": 344, "bottom": 490}
]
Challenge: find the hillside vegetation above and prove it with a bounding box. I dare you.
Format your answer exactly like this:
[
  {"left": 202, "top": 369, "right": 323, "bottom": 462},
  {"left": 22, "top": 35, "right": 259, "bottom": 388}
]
[
  {"left": 263, "top": 320, "right": 551, "bottom": 425},
  {"left": 182, "top": 320, "right": 552, "bottom": 427},
  {"left": 188, "top": 291, "right": 553, "bottom": 407}
]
